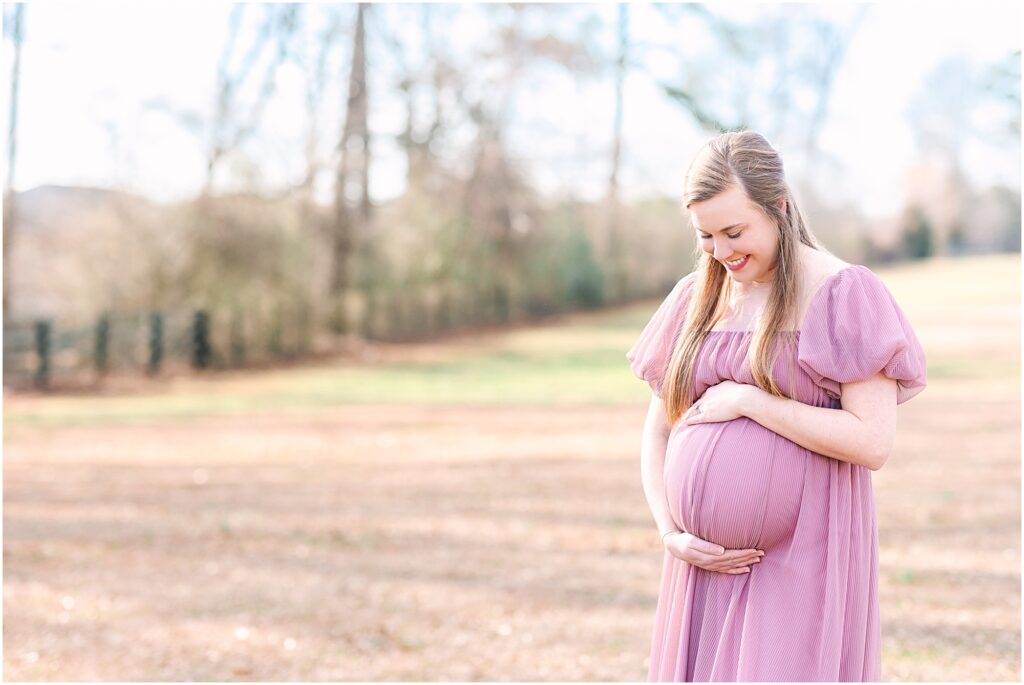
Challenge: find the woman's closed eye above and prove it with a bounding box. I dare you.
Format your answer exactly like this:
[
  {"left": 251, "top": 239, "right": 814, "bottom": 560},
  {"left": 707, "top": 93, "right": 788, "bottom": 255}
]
[{"left": 700, "top": 232, "right": 742, "bottom": 240}]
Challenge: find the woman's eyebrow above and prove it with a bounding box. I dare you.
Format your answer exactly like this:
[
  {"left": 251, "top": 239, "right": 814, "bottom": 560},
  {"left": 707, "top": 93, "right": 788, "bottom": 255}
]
[{"left": 696, "top": 222, "right": 746, "bottom": 234}]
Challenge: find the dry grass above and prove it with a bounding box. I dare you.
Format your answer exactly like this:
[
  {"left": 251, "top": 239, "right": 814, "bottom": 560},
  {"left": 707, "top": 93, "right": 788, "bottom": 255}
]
[
  {"left": 4, "top": 406, "right": 663, "bottom": 680},
  {"left": 3, "top": 254, "right": 1020, "bottom": 681}
]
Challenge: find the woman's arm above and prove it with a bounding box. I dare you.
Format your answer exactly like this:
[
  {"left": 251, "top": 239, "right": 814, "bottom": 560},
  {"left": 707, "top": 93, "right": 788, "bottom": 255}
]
[
  {"left": 738, "top": 371, "right": 899, "bottom": 470},
  {"left": 639, "top": 394, "right": 682, "bottom": 538}
]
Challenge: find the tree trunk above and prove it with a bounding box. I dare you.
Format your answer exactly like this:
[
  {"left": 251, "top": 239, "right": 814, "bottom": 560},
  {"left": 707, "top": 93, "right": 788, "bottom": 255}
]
[
  {"left": 605, "top": 3, "right": 627, "bottom": 303},
  {"left": 4, "top": 4, "right": 25, "bottom": 322},
  {"left": 328, "top": 2, "right": 371, "bottom": 334}
]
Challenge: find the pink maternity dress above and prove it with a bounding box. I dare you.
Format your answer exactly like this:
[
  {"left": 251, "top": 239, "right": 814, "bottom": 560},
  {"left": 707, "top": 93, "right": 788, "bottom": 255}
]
[{"left": 627, "top": 264, "right": 928, "bottom": 682}]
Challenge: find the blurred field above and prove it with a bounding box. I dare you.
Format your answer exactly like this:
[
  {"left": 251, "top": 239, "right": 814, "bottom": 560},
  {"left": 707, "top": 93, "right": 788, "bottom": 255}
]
[{"left": 3, "top": 254, "right": 1020, "bottom": 681}]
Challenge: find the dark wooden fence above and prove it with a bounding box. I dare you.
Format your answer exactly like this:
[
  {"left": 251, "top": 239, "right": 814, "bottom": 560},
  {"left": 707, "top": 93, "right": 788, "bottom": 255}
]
[
  {"left": 2, "top": 269, "right": 618, "bottom": 390},
  {"left": 3, "top": 303, "right": 315, "bottom": 390}
]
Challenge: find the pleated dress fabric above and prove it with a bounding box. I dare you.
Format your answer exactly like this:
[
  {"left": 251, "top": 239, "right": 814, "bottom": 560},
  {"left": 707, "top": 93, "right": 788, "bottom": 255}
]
[{"left": 626, "top": 264, "right": 928, "bottom": 682}]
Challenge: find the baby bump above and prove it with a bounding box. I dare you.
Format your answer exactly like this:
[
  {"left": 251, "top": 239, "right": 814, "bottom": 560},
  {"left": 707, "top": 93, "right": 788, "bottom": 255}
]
[{"left": 664, "top": 417, "right": 804, "bottom": 550}]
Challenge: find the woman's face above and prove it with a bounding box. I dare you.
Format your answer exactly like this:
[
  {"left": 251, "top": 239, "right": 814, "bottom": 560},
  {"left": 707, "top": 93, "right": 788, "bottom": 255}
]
[{"left": 688, "top": 183, "right": 783, "bottom": 286}]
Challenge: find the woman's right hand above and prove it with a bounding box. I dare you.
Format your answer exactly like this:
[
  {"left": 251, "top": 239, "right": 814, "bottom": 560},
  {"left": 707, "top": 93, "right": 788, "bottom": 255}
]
[{"left": 664, "top": 532, "right": 764, "bottom": 574}]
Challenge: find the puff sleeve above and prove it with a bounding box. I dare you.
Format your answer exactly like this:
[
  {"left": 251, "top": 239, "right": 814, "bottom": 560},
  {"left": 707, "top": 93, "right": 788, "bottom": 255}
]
[
  {"left": 797, "top": 265, "right": 927, "bottom": 405},
  {"left": 626, "top": 273, "right": 698, "bottom": 398}
]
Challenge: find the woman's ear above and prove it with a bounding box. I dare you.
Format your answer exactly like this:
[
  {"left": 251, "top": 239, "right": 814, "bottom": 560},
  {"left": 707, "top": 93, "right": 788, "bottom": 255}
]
[{"left": 777, "top": 197, "right": 787, "bottom": 214}]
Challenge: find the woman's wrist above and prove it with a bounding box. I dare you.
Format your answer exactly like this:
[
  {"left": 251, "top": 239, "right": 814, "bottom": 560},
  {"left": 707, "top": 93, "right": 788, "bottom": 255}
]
[{"left": 739, "top": 384, "right": 763, "bottom": 419}]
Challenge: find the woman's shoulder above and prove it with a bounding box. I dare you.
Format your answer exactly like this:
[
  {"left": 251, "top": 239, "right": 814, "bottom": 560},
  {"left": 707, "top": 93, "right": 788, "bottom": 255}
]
[
  {"left": 803, "top": 248, "right": 857, "bottom": 286},
  {"left": 797, "top": 251, "right": 850, "bottom": 315},
  {"left": 803, "top": 250, "right": 902, "bottom": 303},
  {"left": 802, "top": 250, "right": 915, "bottom": 329},
  {"left": 796, "top": 250, "right": 900, "bottom": 329},
  {"left": 795, "top": 251, "right": 927, "bottom": 404}
]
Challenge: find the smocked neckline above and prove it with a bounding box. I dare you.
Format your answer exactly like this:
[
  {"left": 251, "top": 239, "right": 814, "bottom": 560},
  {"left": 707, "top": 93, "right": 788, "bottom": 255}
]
[
  {"left": 707, "top": 329, "right": 801, "bottom": 335},
  {"left": 705, "top": 263, "right": 862, "bottom": 335}
]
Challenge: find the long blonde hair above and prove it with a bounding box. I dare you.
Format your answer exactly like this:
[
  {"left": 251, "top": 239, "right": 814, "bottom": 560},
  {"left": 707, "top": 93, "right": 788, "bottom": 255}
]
[{"left": 663, "top": 130, "right": 826, "bottom": 425}]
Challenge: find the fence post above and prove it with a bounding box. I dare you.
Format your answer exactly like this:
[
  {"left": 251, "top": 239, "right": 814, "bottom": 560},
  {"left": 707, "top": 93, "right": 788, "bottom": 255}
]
[
  {"left": 192, "top": 310, "right": 210, "bottom": 369},
  {"left": 34, "top": 320, "right": 50, "bottom": 389},
  {"left": 95, "top": 315, "right": 110, "bottom": 375},
  {"left": 148, "top": 312, "right": 163, "bottom": 375}
]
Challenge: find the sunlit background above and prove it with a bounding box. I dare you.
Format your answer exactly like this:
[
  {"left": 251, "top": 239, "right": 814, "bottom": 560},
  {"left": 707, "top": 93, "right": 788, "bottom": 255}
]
[{"left": 2, "top": 2, "right": 1020, "bottom": 681}]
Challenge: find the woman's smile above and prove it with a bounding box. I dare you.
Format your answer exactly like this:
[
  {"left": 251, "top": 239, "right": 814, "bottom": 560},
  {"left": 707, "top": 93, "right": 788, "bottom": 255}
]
[{"left": 724, "top": 255, "right": 750, "bottom": 271}]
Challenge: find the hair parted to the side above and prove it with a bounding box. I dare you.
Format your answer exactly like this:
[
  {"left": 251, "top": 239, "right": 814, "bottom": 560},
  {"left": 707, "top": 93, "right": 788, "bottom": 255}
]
[{"left": 662, "top": 130, "right": 831, "bottom": 425}]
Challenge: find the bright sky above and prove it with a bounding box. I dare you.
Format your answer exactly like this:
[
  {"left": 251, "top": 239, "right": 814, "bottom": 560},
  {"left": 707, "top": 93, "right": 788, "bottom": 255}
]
[{"left": 2, "top": 1, "right": 1021, "bottom": 220}]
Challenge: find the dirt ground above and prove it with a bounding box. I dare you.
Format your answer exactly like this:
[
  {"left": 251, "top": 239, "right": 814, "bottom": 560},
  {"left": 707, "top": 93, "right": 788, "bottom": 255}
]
[
  {"left": 3, "top": 402, "right": 690, "bottom": 681},
  {"left": 3, "top": 388, "right": 1019, "bottom": 681}
]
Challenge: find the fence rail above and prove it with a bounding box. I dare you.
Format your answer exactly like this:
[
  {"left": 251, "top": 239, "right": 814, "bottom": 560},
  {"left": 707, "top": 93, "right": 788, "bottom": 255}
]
[
  {"left": 3, "top": 303, "right": 316, "bottom": 390},
  {"left": 3, "top": 271, "right": 623, "bottom": 390}
]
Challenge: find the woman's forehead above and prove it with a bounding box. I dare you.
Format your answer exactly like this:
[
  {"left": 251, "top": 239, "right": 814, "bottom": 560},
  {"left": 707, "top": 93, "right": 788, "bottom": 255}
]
[{"left": 689, "top": 187, "right": 758, "bottom": 230}]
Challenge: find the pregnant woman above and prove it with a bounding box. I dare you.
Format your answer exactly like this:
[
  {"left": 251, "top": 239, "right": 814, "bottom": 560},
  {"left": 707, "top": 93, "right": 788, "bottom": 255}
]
[{"left": 627, "top": 130, "right": 928, "bottom": 681}]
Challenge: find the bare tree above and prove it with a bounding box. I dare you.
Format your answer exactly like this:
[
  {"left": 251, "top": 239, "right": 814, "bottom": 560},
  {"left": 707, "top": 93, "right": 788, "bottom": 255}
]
[
  {"left": 374, "top": 5, "right": 438, "bottom": 190},
  {"left": 978, "top": 49, "right": 1021, "bottom": 140},
  {"left": 797, "top": 8, "right": 867, "bottom": 179},
  {"left": 458, "top": 4, "right": 597, "bottom": 322},
  {"left": 605, "top": 3, "right": 628, "bottom": 303},
  {"left": 655, "top": 3, "right": 750, "bottom": 132},
  {"left": 204, "top": 4, "right": 299, "bottom": 195},
  {"left": 655, "top": 4, "right": 863, "bottom": 157},
  {"left": 327, "top": 2, "right": 371, "bottom": 334},
  {"left": 139, "top": 5, "right": 298, "bottom": 195},
  {"left": 3, "top": 3, "right": 24, "bottom": 321},
  {"left": 907, "top": 52, "right": 1022, "bottom": 255},
  {"left": 296, "top": 7, "right": 344, "bottom": 210}
]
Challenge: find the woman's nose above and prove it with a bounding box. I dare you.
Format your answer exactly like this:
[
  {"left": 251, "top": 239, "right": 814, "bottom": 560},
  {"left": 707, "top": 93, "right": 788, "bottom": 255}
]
[{"left": 713, "top": 241, "right": 730, "bottom": 260}]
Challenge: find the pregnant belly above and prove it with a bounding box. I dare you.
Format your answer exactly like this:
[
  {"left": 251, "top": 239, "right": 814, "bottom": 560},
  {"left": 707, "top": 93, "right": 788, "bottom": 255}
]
[{"left": 664, "top": 417, "right": 805, "bottom": 550}]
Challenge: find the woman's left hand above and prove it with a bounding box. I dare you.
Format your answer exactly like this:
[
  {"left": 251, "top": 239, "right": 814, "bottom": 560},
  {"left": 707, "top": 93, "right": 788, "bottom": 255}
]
[{"left": 683, "top": 380, "right": 755, "bottom": 425}]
